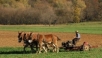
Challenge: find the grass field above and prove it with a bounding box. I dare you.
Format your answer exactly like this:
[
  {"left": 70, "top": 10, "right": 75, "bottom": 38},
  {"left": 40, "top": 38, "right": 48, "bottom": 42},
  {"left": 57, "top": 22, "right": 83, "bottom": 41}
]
[
  {"left": 0, "top": 22, "right": 102, "bottom": 34},
  {"left": 0, "top": 47, "right": 102, "bottom": 58},
  {"left": 0, "top": 22, "right": 102, "bottom": 58}
]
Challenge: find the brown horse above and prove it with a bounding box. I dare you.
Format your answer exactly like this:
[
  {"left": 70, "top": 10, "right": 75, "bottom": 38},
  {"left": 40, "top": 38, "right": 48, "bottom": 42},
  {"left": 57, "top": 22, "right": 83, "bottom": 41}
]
[
  {"left": 29, "top": 33, "right": 61, "bottom": 53},
  {"left": 18, "top": 32, "right": 35, "bottom": 53}
]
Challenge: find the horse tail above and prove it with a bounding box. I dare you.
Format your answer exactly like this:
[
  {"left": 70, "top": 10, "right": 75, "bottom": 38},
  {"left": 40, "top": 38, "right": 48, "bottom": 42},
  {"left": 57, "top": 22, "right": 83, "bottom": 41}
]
[{"left": 57, "top": 37, "right": 61, "bottom": 41}]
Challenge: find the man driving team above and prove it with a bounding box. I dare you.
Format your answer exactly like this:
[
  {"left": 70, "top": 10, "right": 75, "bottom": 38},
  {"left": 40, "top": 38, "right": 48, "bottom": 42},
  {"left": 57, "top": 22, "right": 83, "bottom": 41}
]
[{"left": 72, "top": 30, "right": 80, "bottom": 45}]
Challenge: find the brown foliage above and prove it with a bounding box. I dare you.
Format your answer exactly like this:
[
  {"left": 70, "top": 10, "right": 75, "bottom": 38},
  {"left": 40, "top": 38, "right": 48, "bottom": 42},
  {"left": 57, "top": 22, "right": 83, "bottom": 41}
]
[{"left": 0, "top": 0, "right": 102, "bottom": 25}]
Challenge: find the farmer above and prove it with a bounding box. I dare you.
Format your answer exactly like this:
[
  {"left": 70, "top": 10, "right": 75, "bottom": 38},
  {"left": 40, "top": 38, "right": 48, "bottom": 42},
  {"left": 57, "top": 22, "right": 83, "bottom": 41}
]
[{"left": 72, "top": 30, "right": 80, "bottom": 46}]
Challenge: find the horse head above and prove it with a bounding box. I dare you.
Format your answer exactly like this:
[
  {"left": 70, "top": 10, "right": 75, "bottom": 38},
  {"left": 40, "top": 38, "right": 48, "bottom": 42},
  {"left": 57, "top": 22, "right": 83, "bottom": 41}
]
[{"left": 18, "top": 31, "right": 23, "bottom": 43}]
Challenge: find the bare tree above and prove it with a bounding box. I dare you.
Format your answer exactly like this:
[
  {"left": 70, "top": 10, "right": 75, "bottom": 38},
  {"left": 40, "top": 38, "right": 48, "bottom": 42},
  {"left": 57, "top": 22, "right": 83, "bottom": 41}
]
[{"left": 34, "top": 1, "right": 57, "bottom": 26}]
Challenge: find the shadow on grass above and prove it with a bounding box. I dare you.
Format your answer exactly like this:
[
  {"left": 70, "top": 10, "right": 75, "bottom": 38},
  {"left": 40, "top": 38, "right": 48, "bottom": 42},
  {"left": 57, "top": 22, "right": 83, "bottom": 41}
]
[
  {"left": 0, "top": 47, "right": 80, "bottom": 54},
  {"left": 0, "top": 51, "right": 36, "bottom": 54},
  {"left": 0, "top": 48, "right": 65, "bottom": 54}
]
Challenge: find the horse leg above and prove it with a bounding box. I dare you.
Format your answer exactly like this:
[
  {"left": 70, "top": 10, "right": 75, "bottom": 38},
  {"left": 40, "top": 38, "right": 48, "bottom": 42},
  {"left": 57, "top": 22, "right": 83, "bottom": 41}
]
[
  {"left": 38, "top": 43, "right": 47, "bottom": 53},
  {"left": 35, "top": 42, "right": 38, "bottom": 53},
  {"left": 52, "top": 43, "right": 59, "bottom": 53},
  {"left": 54, "top": 45, "right": 59, "bottom": 53},
  {"left": 38, "top": 44, "right": 43, "bottom": 53},
  {"left": 42, "top": 45, "right": 47, "bottom": 53},
  {"left": 23, "top": 44, "right": 28, "bottom": 53},
  {"left": 30, "top": 44, "right": 34, "bottom": 53},
  {"left": 52, "top": 44, "right": 57, "bottom": 52},
  {"left": 56, "top": 45, "right": 59, "bottom": 53}
]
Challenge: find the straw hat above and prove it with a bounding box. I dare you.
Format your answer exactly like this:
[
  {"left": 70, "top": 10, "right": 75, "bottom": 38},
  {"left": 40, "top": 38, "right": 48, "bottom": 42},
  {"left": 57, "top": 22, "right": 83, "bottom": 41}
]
[{"left": 76, "top": 30, "right": 78, "bottom": 32}]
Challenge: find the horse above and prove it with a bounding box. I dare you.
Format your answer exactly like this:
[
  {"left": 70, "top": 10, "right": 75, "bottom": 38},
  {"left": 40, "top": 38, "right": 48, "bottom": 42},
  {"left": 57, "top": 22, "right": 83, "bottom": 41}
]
[
  {"left": 29, "top": 33, "right": 61, "bottom": 53},
  {"left": 18, "top": 32, "right": 35, "bottom": 53}
]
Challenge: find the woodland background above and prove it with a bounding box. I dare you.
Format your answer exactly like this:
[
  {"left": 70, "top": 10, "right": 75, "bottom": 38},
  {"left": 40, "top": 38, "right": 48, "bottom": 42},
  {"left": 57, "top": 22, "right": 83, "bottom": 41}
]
[{"left": 0, "top": 0, "right": 102, "bottom": 25}]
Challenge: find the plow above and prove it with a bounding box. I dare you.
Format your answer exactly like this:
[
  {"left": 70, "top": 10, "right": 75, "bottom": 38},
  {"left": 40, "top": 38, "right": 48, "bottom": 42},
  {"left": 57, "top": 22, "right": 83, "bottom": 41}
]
[{"left": 62, "top": 40, "right": 91, "bottom": 51}]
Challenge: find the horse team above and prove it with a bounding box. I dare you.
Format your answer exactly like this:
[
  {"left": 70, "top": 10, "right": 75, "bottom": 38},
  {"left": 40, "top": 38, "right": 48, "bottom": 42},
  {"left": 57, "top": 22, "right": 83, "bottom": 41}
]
[
  {"left": 18, "top": 31, "right": 90, "bottom": 53},
  {"left": 18, "top": 32, "right": 61, "bottom": 53}
]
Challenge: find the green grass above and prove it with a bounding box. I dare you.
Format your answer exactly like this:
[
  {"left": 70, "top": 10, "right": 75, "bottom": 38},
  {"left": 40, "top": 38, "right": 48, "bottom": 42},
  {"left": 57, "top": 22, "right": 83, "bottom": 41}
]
[
  {"left": 0, "top": 22, "right": 102, "bottom": 34},
  {"left": 0, "top": 47, "right": 102, "bottom": 58}
]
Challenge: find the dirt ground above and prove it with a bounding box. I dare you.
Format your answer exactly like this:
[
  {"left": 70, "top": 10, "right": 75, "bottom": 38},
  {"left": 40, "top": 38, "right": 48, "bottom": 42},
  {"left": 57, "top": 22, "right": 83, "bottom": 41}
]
[{"left": 0, "top": 31, "right": 102, "bottom": 48}]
